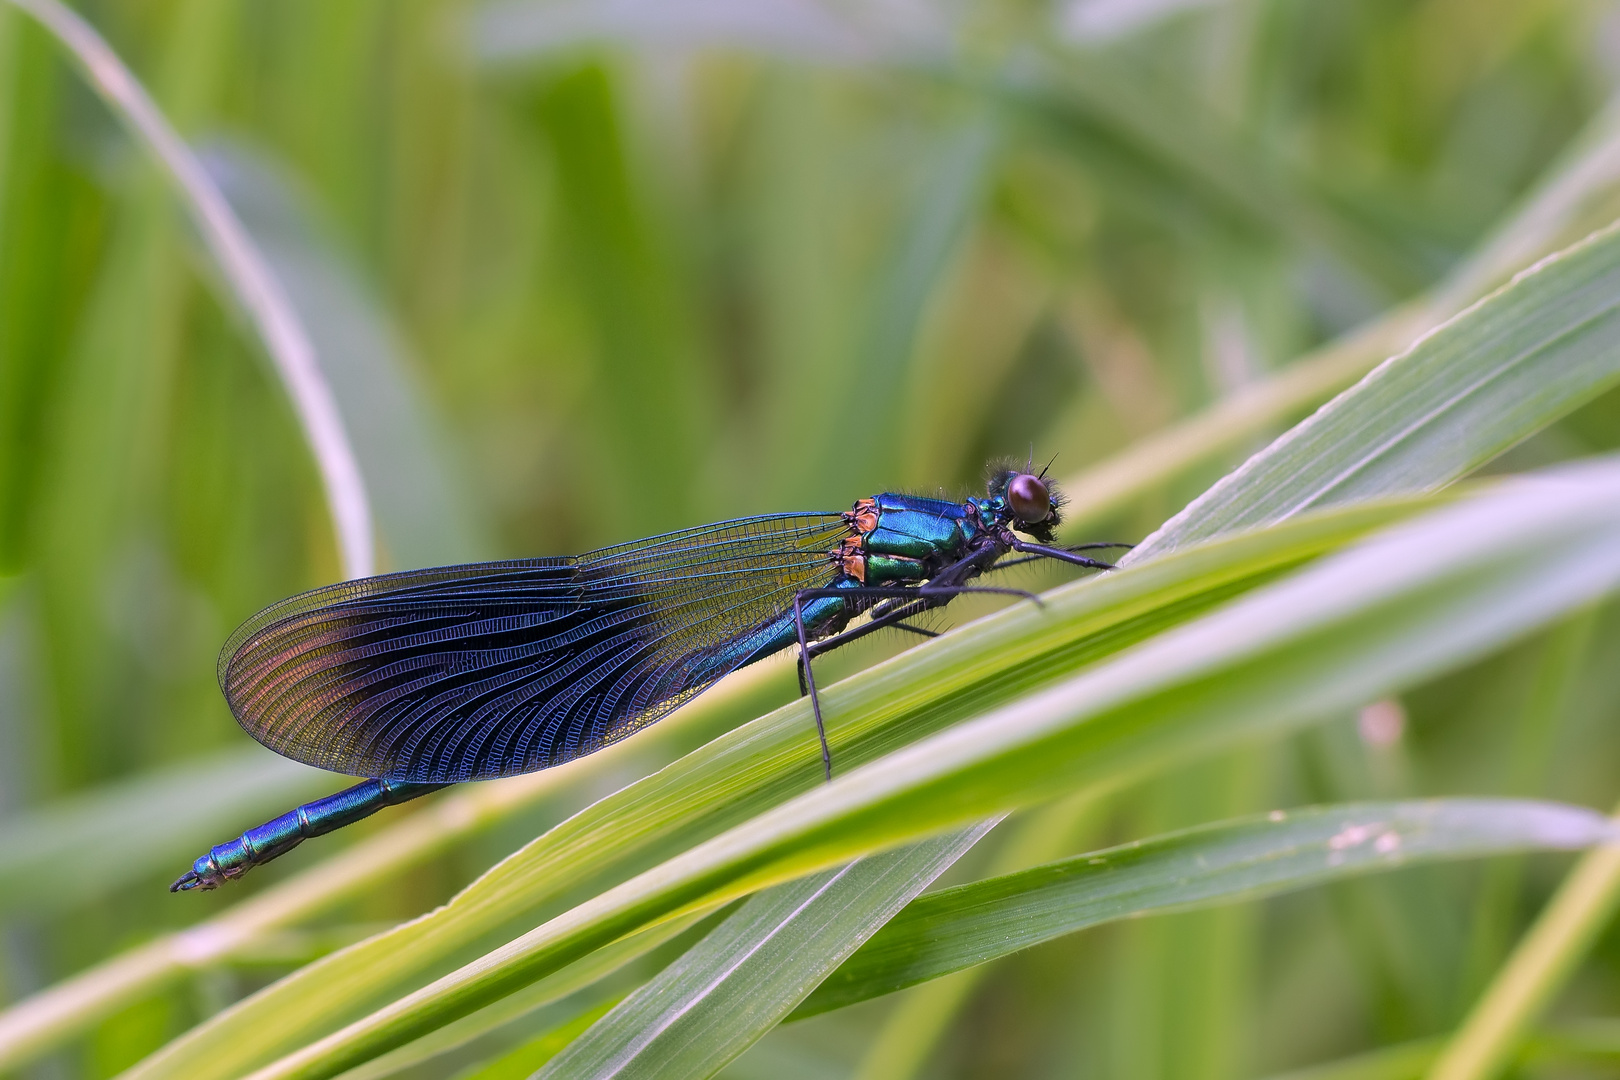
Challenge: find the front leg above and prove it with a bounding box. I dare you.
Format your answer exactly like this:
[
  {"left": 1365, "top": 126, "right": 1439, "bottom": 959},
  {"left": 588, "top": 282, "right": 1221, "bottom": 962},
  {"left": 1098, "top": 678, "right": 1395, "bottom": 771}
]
[
  {"left": 793, "top": 593, "right": 834, "bottom": 783},
  {"left": 792, "top": 585, "right": 940, "bottom": 780},
  {"left": 1008, "top": 539, "right": 1117, "bottom": 570}
]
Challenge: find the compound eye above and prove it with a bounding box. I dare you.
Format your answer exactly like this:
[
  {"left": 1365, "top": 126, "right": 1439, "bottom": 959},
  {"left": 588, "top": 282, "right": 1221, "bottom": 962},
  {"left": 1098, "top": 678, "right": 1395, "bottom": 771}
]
[{"left": 1006, "top": 473, "right": 1051, "bottom": 524}]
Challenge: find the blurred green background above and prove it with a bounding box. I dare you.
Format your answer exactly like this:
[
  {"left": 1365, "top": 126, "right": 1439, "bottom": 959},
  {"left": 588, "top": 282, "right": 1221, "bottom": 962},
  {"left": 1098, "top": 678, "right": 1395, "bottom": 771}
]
[{"left": 4, "top": 0, "right": 1620, "bottom": 1077}]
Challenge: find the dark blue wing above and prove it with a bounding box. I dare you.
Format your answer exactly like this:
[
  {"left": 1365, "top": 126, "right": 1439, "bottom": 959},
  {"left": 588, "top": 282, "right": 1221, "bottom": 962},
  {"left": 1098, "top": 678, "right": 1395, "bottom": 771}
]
[{"left": 219, "top": 513, "right": 851, "bottom": 782}]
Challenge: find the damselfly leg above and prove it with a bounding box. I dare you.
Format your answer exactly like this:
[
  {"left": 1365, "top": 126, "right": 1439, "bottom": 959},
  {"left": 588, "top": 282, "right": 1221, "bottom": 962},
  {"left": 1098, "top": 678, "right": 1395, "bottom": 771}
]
[{"left": 789, "top": 579, "right": 1053, "bottom": 782}]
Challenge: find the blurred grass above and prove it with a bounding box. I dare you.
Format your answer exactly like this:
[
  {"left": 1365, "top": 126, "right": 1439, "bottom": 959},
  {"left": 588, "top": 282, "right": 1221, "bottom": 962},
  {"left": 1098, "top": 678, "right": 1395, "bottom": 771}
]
[{"left": 3, "top": 1, "right": 1620, "bottom": 1078}]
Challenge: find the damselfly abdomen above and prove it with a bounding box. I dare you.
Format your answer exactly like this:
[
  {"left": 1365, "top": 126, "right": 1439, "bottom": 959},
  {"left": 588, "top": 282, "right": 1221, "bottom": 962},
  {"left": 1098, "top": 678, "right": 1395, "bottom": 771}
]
[{"left": 173, "top": 464, "right": 1123, "bottom": 891}]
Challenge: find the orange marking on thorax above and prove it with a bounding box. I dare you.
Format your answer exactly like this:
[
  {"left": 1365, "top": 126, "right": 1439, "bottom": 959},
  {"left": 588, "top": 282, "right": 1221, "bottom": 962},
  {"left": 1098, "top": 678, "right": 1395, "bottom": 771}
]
[
  {"left": 837, "top": 537, "right": 867, "bottom": 582},
  {"left": 844, "top": 498, "right": 879, "bottom": 535}
]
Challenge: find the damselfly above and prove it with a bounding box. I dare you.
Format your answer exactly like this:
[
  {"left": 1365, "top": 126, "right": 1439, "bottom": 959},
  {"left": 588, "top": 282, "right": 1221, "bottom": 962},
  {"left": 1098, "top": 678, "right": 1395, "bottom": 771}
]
[{"left": 173, "top": 463, "right": 1124, "bottom": 891}]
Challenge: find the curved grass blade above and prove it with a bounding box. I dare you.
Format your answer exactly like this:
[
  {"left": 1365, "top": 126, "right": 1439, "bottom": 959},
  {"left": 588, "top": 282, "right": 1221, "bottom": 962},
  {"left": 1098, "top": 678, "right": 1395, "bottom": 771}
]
[
  {"left": 537, "top": 821, "right": 998, "bottom": 1080},
  {"left": 118, "top": 500, "right": 1421, "bottom": 1080},
  {"left": 3, "top": 0, "right": 373, "bottom": 578},
  {"left": 1132, "top": 217, "right": 1620, "bottom": 562},
  {"left": 541, "top": 207, "right": 1620, "bottom": 1076},
  {"left": 226, "top": 460, "right": 1620, "bottom": 1080},
  {"left": 792, "top": 800, "right": 1618, "bottom": 1018}
]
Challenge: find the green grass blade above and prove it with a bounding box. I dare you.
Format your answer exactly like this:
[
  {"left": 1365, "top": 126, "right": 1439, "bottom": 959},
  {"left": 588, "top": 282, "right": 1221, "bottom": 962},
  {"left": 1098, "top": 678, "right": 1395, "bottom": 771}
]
[
  {"left": 229, "top": 460, "right": 1620, "bottom": 1080},
  {"left": 4, "top": 0, "right": 374, "bottom": 577},
  {"left": 1135, "top": 218, "right": 1620, "bottom": 560},
  {"left": 119, "top": 499, "right": 1416, "bottom": 1080},
  {"left": 793, "top": 799, "right": 1617, "bottom": 1018},
  {"left": 339, "top": 911, "right": 709, "bottom": 1080},
  {"left": 538, "top": 822, "right": 998, "bottom": 1080}
]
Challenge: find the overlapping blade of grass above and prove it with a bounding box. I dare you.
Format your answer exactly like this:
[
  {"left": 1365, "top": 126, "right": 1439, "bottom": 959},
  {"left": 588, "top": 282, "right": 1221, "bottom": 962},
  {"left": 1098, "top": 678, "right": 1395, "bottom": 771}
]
[
  {"left": 793, "top": 800, "right": 1618, "bottom": 1018},
  {"left": 536, "top": 822, "right": 999, "bottom": 1080},
  {"left": 339, "top": 909, "right": 711, "bottom": 1080},
  {"left": 0, "top": 749, "right": 329, "bottom": 913},
  {"left": 229, "top": 459, "right": 1620, "bottom": 1080},
  {"left": 536, "top": 210, "right": 1620, "bottom": 1071},
  {"left": 118, "top": 498, "right": 1418, "bottom": 1080},
  {"left": 1133, "top": 217, "right": 1620, "bottom": 561}
]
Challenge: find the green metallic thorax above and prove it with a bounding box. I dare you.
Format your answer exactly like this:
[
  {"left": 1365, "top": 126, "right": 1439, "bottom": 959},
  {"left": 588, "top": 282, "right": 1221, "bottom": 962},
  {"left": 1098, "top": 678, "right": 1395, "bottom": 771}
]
[
  {"left": 859, "top": 492, "right": 978, "bottom": 584},
  {"left": 680, "top": 492, "right": 994, "bottom": 686}
]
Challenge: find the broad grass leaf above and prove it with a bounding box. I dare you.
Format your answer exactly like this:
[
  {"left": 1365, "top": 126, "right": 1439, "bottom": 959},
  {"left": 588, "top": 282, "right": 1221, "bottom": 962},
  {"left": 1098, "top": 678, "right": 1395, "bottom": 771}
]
[
  {"left": 794, "top": 799, "right": 1619, "bottom": 1017},
  {"left": 536, "top": 823, "right": 997, "bottom": 1080}
]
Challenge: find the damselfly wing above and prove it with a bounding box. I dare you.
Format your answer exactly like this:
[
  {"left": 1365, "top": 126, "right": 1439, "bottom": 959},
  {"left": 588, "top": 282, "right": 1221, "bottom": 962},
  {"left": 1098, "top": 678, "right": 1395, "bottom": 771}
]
[{"left": 221, "top": 513, "right": 853, "bottom": 784}]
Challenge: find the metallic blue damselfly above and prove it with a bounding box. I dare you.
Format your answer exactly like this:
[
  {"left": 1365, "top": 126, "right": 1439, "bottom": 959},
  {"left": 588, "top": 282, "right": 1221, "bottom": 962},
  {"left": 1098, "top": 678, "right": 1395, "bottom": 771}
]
[{"left": 173, "top": 464, "right": 1123, "bottom": 891}]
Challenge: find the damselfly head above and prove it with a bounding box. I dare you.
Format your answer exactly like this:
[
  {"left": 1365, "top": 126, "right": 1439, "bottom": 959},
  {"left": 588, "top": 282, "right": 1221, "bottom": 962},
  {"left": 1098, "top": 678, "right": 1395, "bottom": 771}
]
[
  {"left": 1006, "top": 473, "right": 1051, "bottom": 524},
  {"left": 986, "top": 463, "right": 1064, "bottom": 540}
]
